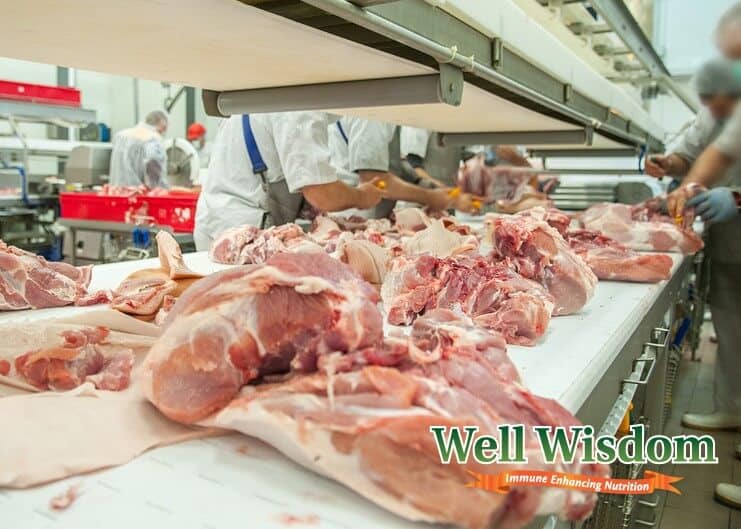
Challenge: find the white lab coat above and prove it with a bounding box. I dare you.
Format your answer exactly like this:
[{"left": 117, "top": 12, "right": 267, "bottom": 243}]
[
  {"left": 400, "top": 127, "right": 432, "bottom": 159},
  {"left": 194, "top": 112, "right": 338, "bottom": 250},
  {"left": 328, "top": 116, "right": 394, "bottom": 218},
  {"left": 109, "top": 123, "right": 168, "bottom": 188}
]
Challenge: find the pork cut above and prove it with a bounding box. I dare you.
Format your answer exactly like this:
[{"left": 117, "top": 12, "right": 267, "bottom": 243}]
[
  {"left": 209, "top": 223, "right": 320, "bottom": 265},
  {"left": 202, "top": 310, "right": 608, "bottom": 529},
  {"left": 582, "top": 202, "right": 703, "bottom": 254},
  {"left": 0, "top": 322, "right": 155, "bottom": 392},
  {"left": 566, "top": 229, "right": 673, "bottom": 283},
  {"left": 0, "top": 240, "right": 96, "bottom": 311},
  {"left": 382, "top": 254, "right": 553, "bottom": 345},
  {"left": 111, "top": 231, "right": 204, "bottom": 320},
  {"left": 457, "top": 154, "right": 533, "bottom": 204},
  {"left": 488, "top": 215, "right": 597, "bottom": 316},
  {"left": 142, "top": 252, "right": 383, "bottom": 424},
  {"left": 402, "top": 220, "right": 479, "bottom": 258},
  {"left": 516, "top": 207, "right": 572, "bottom": 235}
]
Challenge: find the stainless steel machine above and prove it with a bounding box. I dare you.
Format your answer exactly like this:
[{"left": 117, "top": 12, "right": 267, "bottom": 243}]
[
  {"left": 63, "top": 144, "right": 111, "bottom": 186},
  {"left": 164, "top": 137, "right": 201, "bottom": 187}
]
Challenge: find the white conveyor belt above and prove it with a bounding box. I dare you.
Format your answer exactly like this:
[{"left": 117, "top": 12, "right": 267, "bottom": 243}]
[{"left": 1, "top": 246, "right": 686, "bottom": 529}]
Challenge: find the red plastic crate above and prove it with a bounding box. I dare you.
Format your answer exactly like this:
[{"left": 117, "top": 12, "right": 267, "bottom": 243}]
[
  {"left": 60, "top": 192, "right": 199, "bottom": 233},
  {"left": 139, "top": 194, "right": 198, "bottom": 233},
  {"left": 60, "top": 192, "right": 141, "bottom": 223},
  {"left": 0, "top": 80, "right": 81, "bottom": 107}
]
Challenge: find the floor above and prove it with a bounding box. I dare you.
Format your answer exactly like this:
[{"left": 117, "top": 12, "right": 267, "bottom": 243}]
[{"left": 657, "top": 323, "right": 740, "bottom": 529}]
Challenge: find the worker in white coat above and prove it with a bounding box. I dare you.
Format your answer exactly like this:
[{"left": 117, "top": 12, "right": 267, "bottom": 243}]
[
  {"left": 329, "top": 117, "right": 480, "bottom": 216},
  {"left": 187, "top": 122, "right": 212, "bottom": 169},
  {"left": 109, "top": 110, "right": 169, "bottom": 188},
  {"left": 657, "top": 58, "right": 741, "bottom": 429},
  {"left": 193, "top": 112, "right": 385, "bottom": 251},
  {"left": 664, "top": 5, "right": 741, "bottom": 509}
]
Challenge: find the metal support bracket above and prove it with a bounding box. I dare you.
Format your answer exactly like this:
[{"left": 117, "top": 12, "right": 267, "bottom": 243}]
[
  {"left": 491, "top": 38, "right": 503, "bottom": 70},
  {"left": 439, "top": 127, "right": 593, "bottom": 147},
  {"left": 203, "top": 67, "right": 464, "bottom": 117},
  {"left": 563, "top": 83, "right": 573, "bottom": 103},
  {"left": 347, "top": 0, "right": 399, "bottom": 5}
]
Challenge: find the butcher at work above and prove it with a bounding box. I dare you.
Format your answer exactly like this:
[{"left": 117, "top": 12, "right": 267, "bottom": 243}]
[
  {"left": 329, "top": 117, "right": 482, "bottom": 218},
  {"left": 193, "top": 111, "right": 386, "bottom": 251},
  {"left": 109, "top": 110, "right": 170, "bottom": 189},
  {"left": 665, "top": 48, "right": 741, "bottom": 431}
]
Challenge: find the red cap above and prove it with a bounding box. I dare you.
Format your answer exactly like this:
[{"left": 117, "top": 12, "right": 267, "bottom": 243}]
[{"left": 187, "top": 122, "right": 206, "bottom": 141}]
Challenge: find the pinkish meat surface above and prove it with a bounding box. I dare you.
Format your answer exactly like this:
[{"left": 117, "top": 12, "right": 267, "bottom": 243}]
[
  {"left": 12, "top": 326, "right": 134, "bottom": 391},
  {"left": 382, "top": 254, "right": 553, "bottom": 345},
  {"left": 488, "top": 215, "right": 597, "bottom": 316},
  {"left": 582, "top": 202, "right": 703, "bottom": 254},
  {"left": 566, "top": 229, "right": 673, "bottom": 283},
  {"left": 457, "top": 155, "right": 533, "bottom": 204},
  {"left": 209, "top": 223, "right": 316, "bottom": 265},
  {"left": 0, "top": 240, "right": 96, "bottom": 311},
  {"left": 200, "top": 310, "right": 608, "bottom": 529},
  {"left": 516, "top": 207, "right": 571, "bottom": 235},
  {"left": 143, "top": 253, "right": 383, "bottom": 424}
]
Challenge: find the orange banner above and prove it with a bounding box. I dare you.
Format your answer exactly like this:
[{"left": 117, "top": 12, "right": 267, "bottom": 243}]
[{"left": 466, "top": 470, "right": 683, "bottom": 496}]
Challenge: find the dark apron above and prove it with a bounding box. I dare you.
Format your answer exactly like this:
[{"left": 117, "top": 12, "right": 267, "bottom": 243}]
[{"left": 241, "top": 114, "right": 304, "bottom": 228}]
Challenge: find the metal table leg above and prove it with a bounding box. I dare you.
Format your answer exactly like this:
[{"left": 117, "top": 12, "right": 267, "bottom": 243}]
[{"left": 70, "top": 228, "right": 77, "bottom": 266}]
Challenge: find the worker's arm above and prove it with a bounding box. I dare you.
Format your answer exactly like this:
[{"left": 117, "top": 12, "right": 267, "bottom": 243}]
[
  {"left": 413, "top": 166, "right": 447, "bottom": 188},
  {"left": 302, "top": 180, "right": 385, "bottom": 212},
  {"left": 272, "top": 111, "right": 384, "bottom": 212},
  {"left": 654, "top": 109, "right": 717, "bottom": 181},
  {"left": 682, "top": 145, "right": 735, "bottom": 188},
  {"left": 495, "top": 145, "right": 531, "bottom": 167},
  {"left": 358, "top": 170, "right": 451, "bottom": 211},
  {"left": 645, "top": 153, "right": 692, "bottom": 178},
  {"left": 667, "top": 147, "right": 735, "bottom": 217}
]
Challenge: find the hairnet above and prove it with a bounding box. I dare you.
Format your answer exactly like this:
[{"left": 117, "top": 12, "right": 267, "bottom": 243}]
[
  {"left": 716, "top": 3, "right": 741, "bottom": 45},
  {"left": 145, "top": 110, "right": 169, "bottom": 127},
  {"left": 694, "top": 58, "right": 741, "bottom": 96}
]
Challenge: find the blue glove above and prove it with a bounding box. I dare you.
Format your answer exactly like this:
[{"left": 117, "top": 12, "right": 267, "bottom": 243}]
[{"left": 686, "top": 187, "right": 738, "bottom": 224}]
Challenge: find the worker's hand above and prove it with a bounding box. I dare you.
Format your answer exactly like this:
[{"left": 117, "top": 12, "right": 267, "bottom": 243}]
[
  {"left": 537, "top": 176, "right": 560, "bottom": 195},
  {"left": 356, "top": 178, "right": 388, "bottom": 210},
  {"left": 667, "top": 183, "right": 706, "bottom": 220},
  {"left": 426, "top": 188, "right": 455, "bottom": 212},
  {"left": 645, "top": 155, "right": 671, "bottom": 178},
  {"left": 686, "top": 187, "right": 738, "bottom": 224},
  {"left": 453, "top": 191, "right": 485, "bottom": 214}
]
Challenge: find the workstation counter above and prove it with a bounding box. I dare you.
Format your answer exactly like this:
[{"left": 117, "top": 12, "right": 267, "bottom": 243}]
[{"left": 1, "top": 247, "right": 693, "bottom": 529}]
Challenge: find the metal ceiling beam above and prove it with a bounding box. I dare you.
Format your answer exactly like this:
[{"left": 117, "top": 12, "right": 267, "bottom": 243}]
[
  {"left": 439, "top": 128, "right": 593, "bottom": 147},
  {"left": 203, "top": 66, "right": 463, "bottom": 116},
  {"left": 587, "top": 0, "right": 699, "bottom": 113},
  {"left": 299, "top": 0, "right": 654, "bottom": 149},
  {"left": 348, "top": 0, "right": 399, "bottom": 5},
  {"left": 530, "top": 148, "right": 638, "bottom": 158}
]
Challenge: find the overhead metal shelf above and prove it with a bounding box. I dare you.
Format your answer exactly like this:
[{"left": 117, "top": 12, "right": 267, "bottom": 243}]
[
  {"left": 0, "top": 0, "right": 663, "bottom": 153},
  {"left": 535, "top": 0, "right": 698, "bottom": 113},
  {"left": 0, "top": 100, "right": 97, "bottom": 125},
  {"left": 240, "top": 0, "right": 663, "bottom": 151}
]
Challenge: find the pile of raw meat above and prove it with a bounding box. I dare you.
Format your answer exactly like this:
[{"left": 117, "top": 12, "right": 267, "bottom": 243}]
[
  {"left": 1, "top": 193, "right": 703, "bottom": 528},
  {"left": 457, "top": 154, "right": 553, "bottom": 213},
  {"left": 0, "top": 240, "right": 108, "bottom": 310},
  {"left": 582, "top": 200, "right": 703, "bottom": 254},
  {"left": 0, "top": 317, "right": 156, "bottom": 392},
  {"left": 141, "top": 250, "right": 608, "bottom": 529}
]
